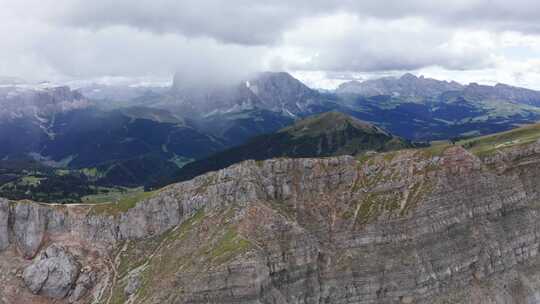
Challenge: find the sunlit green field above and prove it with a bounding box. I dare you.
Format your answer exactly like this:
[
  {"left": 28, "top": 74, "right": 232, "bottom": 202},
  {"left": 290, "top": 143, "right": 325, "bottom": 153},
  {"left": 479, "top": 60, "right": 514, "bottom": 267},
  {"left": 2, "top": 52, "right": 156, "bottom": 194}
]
[
  {"left": 459, "top": 123, "right": 540, "bottom": 157},
  {"left": 81, "top": 187, "right": 148, "bottom": 205}
]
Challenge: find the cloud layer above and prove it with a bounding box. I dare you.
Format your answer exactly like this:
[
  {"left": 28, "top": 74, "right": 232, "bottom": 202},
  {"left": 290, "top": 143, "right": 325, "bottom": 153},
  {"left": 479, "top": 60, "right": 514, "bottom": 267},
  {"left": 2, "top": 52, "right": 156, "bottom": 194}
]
[
  {"left": 51, "top": 0, "right": 540, "bottom": 44},
  {"left": 3, "top": 0, "right": 540, "bottom": 88}
]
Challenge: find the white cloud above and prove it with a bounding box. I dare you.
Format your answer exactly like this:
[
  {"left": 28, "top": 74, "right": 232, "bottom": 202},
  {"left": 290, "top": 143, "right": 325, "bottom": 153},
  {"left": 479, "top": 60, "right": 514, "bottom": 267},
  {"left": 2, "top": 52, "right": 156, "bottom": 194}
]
[
  {"left": 2, "top": 0, "right": 540, "bottom": 90},
  {"left": 274, "top": 15, "right": 494, "bottom": 72}
]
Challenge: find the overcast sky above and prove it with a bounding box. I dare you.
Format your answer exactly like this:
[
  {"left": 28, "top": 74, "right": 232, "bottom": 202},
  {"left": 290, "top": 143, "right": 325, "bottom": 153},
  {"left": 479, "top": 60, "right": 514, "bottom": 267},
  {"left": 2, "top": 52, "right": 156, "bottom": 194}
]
[{"left": 3, "top": 0, "right": 540, "bottom": 89}]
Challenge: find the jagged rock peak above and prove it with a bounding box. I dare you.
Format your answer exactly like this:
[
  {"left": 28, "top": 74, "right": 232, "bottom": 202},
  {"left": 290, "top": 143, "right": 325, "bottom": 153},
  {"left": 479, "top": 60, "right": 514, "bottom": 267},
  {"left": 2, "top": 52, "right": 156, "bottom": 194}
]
[{"left": 400, "top": 72, "right": 418, "bottom": 81}]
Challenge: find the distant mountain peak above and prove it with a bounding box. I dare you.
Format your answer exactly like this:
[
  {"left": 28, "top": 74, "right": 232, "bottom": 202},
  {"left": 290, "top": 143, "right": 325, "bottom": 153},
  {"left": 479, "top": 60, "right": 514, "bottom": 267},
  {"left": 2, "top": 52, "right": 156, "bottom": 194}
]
[
  {"left": 400, "top": 73, "right": 418, "bottom": 81},
  {"left": 494, "top": 83, "right": 513, "bottom": 88},
  {"left": 256, "top": 71, "right": 296, "bottom": 79},
  {"left": 281, "top": 111, "right": 388, "bottom": 137},
  {"left": 0, "top": 85, "right": 92, "bottom": 120},
  {"left": 169, "top": 71, "right": 324, "bottom": 118},
  {"left": 336, "top": 73, "right": 464, "bottom": 99},
  {"left": 336, "top": 73, "right": 540, "bottom": 106}
]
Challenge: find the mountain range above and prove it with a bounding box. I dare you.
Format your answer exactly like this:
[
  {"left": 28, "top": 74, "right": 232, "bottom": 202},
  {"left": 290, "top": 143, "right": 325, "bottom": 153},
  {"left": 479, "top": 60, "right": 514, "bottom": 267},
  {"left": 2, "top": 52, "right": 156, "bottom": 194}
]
[
  {"left": 5, "top": 72, "right": 540, "bottom": 303},
  {"left": 336, "top": 73, "right": 464, "bottom": 100},
  {"left": 336, "top": 73, "right": 540, "bottom": 106},
  {"left": 2, "top": 71, "right": 540, "bottom": 201}
]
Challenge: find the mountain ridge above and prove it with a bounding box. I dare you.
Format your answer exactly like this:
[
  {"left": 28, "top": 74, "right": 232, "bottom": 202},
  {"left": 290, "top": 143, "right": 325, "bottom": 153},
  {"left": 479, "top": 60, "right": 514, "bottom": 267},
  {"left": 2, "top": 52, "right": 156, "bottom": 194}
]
[
  {"left": 336, "top": 73, "right": 464, "bottom": 99},
  {"left": 336, "top": 73, "right": 540, "bottom": 106},
  {"left": 165, "top": 111, "right": 412, "bottom": 185},
  {"left": 3, "top": 128, "right": 540, "bottom": 303}
]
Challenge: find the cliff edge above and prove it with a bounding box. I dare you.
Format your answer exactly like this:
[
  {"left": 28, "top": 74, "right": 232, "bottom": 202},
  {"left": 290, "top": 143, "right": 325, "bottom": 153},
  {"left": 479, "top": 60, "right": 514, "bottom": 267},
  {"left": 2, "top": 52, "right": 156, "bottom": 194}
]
[{"left": 2, "top": 141, "right": 540, "bottom": 303}]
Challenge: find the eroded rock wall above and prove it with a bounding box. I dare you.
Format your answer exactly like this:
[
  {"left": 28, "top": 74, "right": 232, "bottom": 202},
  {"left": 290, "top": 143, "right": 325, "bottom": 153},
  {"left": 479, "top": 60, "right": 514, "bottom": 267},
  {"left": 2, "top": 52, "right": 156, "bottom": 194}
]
[{"left": 2, "top": 142, "right": 540, "bottom": 303}]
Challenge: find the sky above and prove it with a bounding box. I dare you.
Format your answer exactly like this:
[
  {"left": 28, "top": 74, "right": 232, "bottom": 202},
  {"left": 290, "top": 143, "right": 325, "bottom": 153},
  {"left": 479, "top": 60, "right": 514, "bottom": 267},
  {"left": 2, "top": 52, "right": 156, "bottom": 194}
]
[{"left": 3, "top": 0, "right": 540, "bottom": 89}]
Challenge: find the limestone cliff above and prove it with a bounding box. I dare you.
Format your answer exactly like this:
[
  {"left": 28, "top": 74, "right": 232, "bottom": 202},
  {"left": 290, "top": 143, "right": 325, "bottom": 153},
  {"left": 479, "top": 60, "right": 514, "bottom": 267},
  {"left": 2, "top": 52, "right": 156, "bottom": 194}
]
[{"left": 2, "top": 141, "right": 540, "bottom": 303}]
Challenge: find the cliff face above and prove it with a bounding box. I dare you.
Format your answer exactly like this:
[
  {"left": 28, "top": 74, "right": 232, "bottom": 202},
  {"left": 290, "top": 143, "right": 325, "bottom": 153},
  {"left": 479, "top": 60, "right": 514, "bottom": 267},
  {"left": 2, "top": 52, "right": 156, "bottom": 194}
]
[{"left": 2, "top": 142, "right": 540, "bottom": 303}]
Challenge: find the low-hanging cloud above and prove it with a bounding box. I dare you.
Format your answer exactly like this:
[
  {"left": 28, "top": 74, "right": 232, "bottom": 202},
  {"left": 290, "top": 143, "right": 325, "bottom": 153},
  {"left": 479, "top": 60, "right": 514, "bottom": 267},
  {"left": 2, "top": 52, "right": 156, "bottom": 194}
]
[{"left": 32, "top": 26, "right": 264, "bottom": 81}]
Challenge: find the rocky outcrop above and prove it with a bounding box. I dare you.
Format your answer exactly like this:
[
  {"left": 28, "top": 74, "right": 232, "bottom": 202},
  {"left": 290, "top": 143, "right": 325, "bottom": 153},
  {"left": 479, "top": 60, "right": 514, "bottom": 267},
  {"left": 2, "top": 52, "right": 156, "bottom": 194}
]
[
  {"left": 0, "top": 198, "right": 9, "bottom": 251},
  {"left": 4, "top": 142, "right": 540, "bottom": 303},
  {"left": 23, "top": 244, "right": 81, "bottom": 299},
  {"left": 124, "top": 273, "right": 141, "bottom": 296},
  {"left": 68, "top": 269, "right": 97, "bottom": 303}
]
